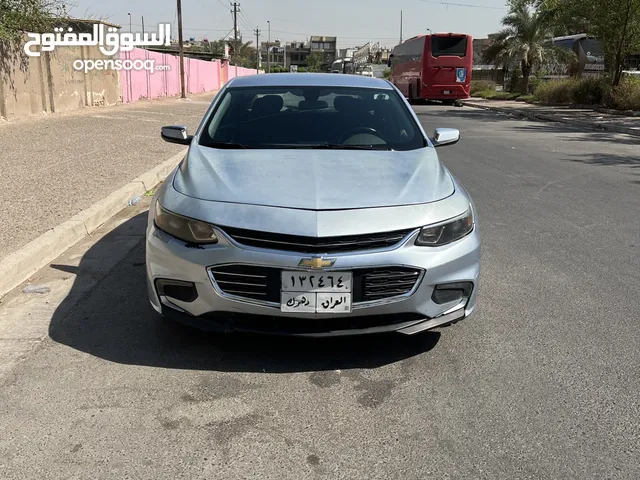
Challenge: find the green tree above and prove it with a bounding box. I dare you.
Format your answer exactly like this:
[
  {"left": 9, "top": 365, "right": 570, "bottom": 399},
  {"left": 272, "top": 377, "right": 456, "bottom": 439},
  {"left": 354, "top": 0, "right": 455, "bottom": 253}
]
[
  {"left": 536, "top": 0, "right": 592, "bottom": 36},
  {"left": 306, "top": 52, "right": 323, "bottom": 72},
  {"left": 0, "top": 0, "right": 66, "bottom": 40},
  {"left": 539, "top": 0, "right": 640, "bottom": 85},
  {"left": 484, "top": 1, "right": 575, "bottom": 92},
  {"left": 229, "top": 39, "right": 258, "bottom": 69}
]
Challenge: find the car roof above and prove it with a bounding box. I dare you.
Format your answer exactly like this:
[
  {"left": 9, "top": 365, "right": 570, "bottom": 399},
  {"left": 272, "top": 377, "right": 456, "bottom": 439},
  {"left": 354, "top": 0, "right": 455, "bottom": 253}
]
[{"left": 227, "top": 72, "right": 393, "bottom": 90}]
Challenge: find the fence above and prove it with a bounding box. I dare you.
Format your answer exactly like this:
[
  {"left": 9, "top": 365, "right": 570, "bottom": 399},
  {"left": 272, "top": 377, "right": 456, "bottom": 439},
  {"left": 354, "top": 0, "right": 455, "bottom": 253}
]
[
  {"left": 120, "top": 48, "right": 224, "bottom": 103},
  {"left": 472, "top": 66, "right": 505, "bottom": 84},
  {"left": 119, "top": 49, "right": 261, "bottom": 103},
  {"left": 0, "top": 42, "right": 121, "bottom": 120},
  {"left": 0, "top": 39, "right": 261, "bottom": 121}
]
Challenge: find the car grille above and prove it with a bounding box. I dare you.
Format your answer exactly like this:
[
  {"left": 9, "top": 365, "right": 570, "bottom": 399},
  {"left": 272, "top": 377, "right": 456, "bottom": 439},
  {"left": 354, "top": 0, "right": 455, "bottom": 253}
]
[
  {"left": 355, "top": 267, "right": 423, "bottom": 302},
  {"left": 209, "top": 265, "right": 281, "bottom": 302},
  {"left": 209, "top": 265, "right": 423, "bottom": 304},
  {"left": 218, "top": 226, "right": 415, "bottom": 254}
]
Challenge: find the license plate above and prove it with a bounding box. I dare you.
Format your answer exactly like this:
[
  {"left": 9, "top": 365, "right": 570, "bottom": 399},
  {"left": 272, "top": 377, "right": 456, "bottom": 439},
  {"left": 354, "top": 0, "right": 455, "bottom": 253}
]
[
  {"left": 281, "top": 271, "right": 352, "bottom": 313},
  {"left": 443, "top": 90, "right": 451, "bottom": 94}
]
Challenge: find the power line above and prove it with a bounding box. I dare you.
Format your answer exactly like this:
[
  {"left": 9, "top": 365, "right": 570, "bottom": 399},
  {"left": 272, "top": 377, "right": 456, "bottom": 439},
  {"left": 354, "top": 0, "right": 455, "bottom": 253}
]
[
  {"left": 418, "top": 0, "right": 507, "bottom": 9},
  {"left": 270, "top": 28, "right": 400, "bottom": 40},
  {"left": 239, "top": 8, "right": 255, "bottom": 29},
  {"left": 119, "top": 21, "right": 231, "bottom": 32},
  {"left": 237, "top": 12, "right": 254, "bottom": 32}
]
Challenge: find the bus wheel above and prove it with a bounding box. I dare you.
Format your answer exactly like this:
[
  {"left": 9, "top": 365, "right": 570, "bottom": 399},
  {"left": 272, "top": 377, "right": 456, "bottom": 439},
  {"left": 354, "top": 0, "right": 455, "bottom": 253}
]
[
  {"left": 408, "top": 85, "right": 414, "bottom": 104},
  {"left": 441, "top": 99, "right": 456, "bottom": 105}
]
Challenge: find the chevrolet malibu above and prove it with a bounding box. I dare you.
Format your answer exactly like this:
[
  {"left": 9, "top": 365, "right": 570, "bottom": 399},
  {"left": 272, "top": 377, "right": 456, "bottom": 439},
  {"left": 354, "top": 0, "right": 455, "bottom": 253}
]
[{"left": 146, "top": 73, "right": 480, "bottom": 337}]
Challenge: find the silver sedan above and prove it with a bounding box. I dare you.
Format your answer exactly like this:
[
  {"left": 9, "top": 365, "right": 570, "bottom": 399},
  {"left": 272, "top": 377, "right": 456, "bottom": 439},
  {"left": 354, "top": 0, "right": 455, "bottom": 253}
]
[{"left": 146, "top": 73, "right": 480, "bottom": 337}]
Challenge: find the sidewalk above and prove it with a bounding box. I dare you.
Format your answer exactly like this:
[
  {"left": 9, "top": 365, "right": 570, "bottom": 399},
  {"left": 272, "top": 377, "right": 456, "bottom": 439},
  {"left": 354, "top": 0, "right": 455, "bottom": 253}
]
[
  {"left": 0, "top": 92, "right": 216, "bottom": 273},
  {"left": 463, "top": 98, "right": 640, "bottom": 137}
]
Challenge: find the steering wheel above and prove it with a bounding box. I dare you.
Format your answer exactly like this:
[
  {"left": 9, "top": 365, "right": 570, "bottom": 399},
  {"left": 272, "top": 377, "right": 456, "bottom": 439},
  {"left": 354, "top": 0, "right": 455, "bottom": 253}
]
[{"left": 338, "top": 127, "right": 385, "bottom": 144}]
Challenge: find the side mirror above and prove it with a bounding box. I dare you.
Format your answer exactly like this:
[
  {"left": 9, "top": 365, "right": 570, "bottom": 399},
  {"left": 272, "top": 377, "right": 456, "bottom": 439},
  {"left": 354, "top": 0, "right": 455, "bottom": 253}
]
[
  {"left": 161, "top": 125, "right": 193, "bottom": 145},
  {"left": 431, "top": 128, "right": 460, "bottom": 148}
]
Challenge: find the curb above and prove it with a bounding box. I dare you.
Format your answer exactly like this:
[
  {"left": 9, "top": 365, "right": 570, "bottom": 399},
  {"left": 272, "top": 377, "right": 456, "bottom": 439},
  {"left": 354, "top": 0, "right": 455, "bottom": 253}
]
[
  {"left": 0, "top": 149, "right": 187, "bottom": 299},
  {"left": 462, "top": 101, "right": 640, "bottom": 138}
]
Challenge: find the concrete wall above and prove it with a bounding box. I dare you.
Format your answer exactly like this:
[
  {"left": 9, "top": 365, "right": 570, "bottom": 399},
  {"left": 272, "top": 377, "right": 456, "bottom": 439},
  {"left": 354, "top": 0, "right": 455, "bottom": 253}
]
[
  {"left": 0, "top": 41, "right": 122, "bottom": 120},
  {"left": 120, "top": 48, "right": 261, "bottom": 104},
  {"left": 0, "top": 40, "right": 261, "bottom": 121}
]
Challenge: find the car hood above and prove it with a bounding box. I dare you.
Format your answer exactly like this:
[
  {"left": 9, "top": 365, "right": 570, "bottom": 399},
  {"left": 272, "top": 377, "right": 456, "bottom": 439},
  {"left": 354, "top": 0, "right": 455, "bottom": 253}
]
[{"left": 173, "top": 144, "right": 455, "bottom": 210}]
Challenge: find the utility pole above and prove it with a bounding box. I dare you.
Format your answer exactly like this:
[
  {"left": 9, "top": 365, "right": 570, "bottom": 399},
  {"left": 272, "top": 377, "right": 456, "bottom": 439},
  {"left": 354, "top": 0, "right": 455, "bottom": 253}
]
[
  {"left": 128, "top": 12, "right": 132, "bottom": 33},
  {"left": 255, "top": 27, "right": 260, "bottom": 73},
  {"left": 177, "top": 0, "right": 186, "bottom": 98},
  {"left": 141, "top": 16, "right": 145, "bottom": 36},
  {"left": 400, "top": 10, "right": 403, "bottom": 44},
  {"left": 267, "top": 20, "right": 271, "bottom": 73},
  {"left": 231, "top": 2, "right": 240, "bottom": 77}
]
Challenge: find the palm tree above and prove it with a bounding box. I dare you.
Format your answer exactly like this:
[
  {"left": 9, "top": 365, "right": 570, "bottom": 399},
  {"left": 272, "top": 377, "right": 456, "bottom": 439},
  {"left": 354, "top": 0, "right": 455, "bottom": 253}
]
[{"left": 484, "top": 2, "right": 575, "bottom": 92}]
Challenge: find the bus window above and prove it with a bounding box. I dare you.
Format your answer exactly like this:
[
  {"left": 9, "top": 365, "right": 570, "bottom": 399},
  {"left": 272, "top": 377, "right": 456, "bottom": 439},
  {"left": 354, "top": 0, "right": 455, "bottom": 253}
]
[{"left": 432, "top": 36, "right": 467, "bottom": 57}]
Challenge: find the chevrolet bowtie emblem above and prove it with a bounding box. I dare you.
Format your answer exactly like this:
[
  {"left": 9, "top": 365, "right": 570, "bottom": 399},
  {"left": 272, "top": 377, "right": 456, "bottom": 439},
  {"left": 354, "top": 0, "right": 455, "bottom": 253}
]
[{"left": 298, "top": 257, "right": 336, "bottom": 269}]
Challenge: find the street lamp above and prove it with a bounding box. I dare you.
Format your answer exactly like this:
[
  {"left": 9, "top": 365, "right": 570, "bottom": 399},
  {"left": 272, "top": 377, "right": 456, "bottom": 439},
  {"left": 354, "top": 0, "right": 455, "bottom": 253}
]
[
  {"left": 128, "top": 13, "right": 132, "bottom": 33},
  {"left": 267, "top": 20, "right": 271, "bottom": 73},
  {"left": 427, "top": 28, "right": 432, "bottom": 34}
]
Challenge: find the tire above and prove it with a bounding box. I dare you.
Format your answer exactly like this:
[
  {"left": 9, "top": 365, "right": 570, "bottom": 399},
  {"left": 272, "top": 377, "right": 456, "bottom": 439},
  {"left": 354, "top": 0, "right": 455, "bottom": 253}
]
[
  {"left": 441, "top": 99, "right": 456, "bottom": 105},
  {"left": 408, "top": 85, "right": 414, "bottom": 105}
]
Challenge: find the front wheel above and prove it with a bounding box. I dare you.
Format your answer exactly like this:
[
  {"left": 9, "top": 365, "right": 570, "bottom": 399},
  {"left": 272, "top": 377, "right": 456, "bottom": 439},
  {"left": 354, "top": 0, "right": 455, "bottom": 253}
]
[{"left": 408, "top": 85, "right": 414, "bottom": 105}]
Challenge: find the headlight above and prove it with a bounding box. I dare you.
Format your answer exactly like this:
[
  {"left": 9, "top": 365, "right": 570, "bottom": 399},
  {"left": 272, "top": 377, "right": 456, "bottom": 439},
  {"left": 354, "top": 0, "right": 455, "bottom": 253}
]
[
  {"left": 154, "top": 201, "right": 218, "bottom": 244},
  {"left": 415, "top": 208, "right": 474, "bottom": 246}
]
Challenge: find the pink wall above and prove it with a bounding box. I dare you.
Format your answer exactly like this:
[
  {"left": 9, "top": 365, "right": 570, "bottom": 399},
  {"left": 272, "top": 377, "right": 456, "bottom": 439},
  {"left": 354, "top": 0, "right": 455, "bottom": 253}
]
[{"left": 121, "top": 49, "right": 260, "bottom": 103}]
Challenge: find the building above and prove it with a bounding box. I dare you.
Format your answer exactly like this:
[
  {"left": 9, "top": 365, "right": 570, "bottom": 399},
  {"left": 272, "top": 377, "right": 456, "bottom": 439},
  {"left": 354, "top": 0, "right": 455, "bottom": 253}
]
[
  {"left": 472, "top": 34, "right": 500, "bottom": 65},
  {"left": 286, "top": 41, "right": 310, "bottom": 69},
  {"left": 260, "top": 40, "right": 286, "bottom": 69},
  {"left": 310, "top": 36, "right": 338, "bottom": 70}
]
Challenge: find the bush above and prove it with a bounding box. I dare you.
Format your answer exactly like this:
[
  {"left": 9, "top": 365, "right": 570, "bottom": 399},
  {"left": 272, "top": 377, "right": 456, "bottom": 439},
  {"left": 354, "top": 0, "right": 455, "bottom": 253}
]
[
  {"left": 533, "top": 79, "right": 572, "bottom": 104},
  {"left": 569, "top": 76, "right": 609, "bottom": 105},
  {"left": 528, "top": 76, "right": 543, "bottom": 94},
  {"left": 507, "top": 68, "right": 522, "bottom": 93},
  {"left": 470, "top": 80, "right": 496, "bottom": 96},
  {"left": 605, "top": 76, "right": 640, "bottom": 111}
]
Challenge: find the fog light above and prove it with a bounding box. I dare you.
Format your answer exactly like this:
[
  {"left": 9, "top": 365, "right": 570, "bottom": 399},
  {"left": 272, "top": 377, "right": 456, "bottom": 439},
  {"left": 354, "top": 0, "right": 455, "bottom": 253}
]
[
  {"left": 432, "top": 282, "right": 473, "bottom": 305},
  {"left": 155, "top": 279, "right": 198, "bottom": 303}
]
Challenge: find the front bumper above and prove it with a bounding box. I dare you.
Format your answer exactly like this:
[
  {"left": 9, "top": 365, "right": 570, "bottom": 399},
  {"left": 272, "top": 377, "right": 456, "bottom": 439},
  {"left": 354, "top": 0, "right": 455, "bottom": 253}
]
[{"left": 146, "top": 221, "right": 480, "bottom": 337}]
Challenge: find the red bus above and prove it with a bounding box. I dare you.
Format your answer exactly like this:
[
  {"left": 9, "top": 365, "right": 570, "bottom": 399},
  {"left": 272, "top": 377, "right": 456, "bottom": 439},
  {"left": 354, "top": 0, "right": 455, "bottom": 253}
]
[{"left": 388, "top": 33, "right": 473, "bottom": 104}]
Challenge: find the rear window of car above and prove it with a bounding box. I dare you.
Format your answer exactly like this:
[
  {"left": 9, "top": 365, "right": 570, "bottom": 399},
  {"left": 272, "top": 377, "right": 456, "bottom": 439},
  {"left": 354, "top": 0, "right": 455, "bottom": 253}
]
[{"left": 198, "top": 85, "right": 426, "bottom": 151}]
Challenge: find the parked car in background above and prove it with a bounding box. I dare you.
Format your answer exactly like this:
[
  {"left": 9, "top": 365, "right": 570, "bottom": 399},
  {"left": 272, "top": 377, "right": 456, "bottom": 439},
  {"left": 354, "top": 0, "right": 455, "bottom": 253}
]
[{"left": 355, "top": 64, "right": 387, "bottom": 78}]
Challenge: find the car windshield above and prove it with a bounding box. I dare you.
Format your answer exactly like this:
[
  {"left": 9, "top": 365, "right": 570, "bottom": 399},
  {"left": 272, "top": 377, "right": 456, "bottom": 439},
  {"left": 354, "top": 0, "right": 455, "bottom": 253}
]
[{"left": 199, "top": 86, "right": 426, "bottom": 151}]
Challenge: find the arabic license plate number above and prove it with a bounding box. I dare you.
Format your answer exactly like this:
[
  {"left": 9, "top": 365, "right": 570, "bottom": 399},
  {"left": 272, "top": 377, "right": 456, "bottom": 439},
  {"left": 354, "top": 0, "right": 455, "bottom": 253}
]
[
  {"left": 281, "top": 272, "right": 352, "bottom": 293},
  {"left": 280, "top": 271, "right": 353, "bottom": 313},
  {"left": 281, "top": 292, "right": 352, "bottom": 313},
  {"left": 280, "top": 292, "right": 316, "bottom": 313},
  {"left": 443, "top": 90, "right": 451, "bottom": 94}
]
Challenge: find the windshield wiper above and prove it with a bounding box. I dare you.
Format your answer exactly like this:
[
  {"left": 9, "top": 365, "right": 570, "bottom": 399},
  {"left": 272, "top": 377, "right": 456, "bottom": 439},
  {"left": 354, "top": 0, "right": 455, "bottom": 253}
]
[
  {"left": 309, "top": 144, "right": 393, "bottom": 151},
  {"left": 253, "top": 143, "right": 392, "bottom": 150},
  {"left": 206, "top": 141, "right": 250, "bottom": 149}
]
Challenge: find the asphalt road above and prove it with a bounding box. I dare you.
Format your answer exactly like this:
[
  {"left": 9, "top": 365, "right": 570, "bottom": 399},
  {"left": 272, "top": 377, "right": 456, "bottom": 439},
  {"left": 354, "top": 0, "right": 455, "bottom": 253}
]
[
  {"left": 0, "top": 105, "right": 639, "bottom": 479},
  {"left": 0, "top": 92, "right": 216, "bottom": 261}
]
